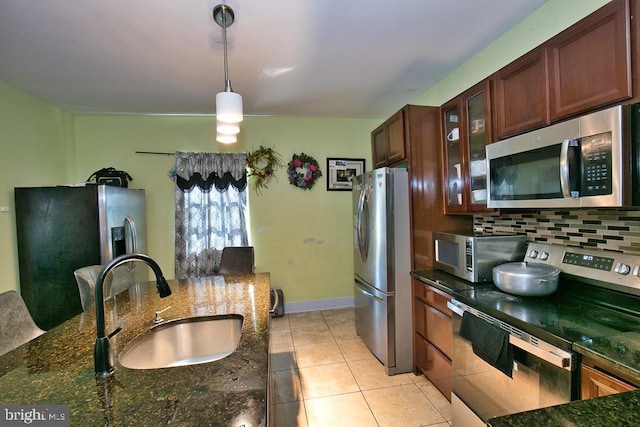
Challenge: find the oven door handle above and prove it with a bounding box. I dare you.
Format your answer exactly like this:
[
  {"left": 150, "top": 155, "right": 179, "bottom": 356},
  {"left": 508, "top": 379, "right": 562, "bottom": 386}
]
[
  {"left": 508, "top": 334, "right": 573, "bottom": 370},
  {"left": 447, "top": 300, "right": 575, "bottom": 371}
]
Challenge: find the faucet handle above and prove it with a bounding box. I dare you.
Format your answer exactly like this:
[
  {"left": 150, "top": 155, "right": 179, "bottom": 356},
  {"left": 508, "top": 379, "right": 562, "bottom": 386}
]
[
  {"left": 153, "top": 306, "right": 171, "bottom": 323},
  {"left": 108, "top": 326, "right": 122, "bottom": 339}
]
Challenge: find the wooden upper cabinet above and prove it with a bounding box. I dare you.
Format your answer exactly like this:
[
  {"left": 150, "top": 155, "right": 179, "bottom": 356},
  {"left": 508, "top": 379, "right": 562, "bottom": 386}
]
[
  {"left": 493, "top": 47, "right": 550, "bottom": 139},
  {"left": 548, "top": 0, "right": 631, "bottom": 121},
  {"left": 372, "top": 109, "right": 406, "bottom": 168},
  {"left": 372, "top": 125, "right": 387, "bottom": 168},
  {"left": 387, "top": 112, "right": 406, "bottom": 164}
]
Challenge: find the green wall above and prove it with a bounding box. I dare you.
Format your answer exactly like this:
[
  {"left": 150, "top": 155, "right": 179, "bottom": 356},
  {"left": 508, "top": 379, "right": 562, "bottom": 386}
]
[
  {"left": 0, "top": 81, "right": 74, "bottom": 294},
  {"left": 73, "top": 115, "right": 378, "bottom": 304},
  {"left": 0, "top": 0, "right": 612, "bottom": 305}
]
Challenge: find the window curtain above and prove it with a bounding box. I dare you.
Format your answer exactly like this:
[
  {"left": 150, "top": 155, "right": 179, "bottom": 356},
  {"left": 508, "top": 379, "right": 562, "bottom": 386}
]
[{"left": 174, "top": 152, "right": 249, "bottom": 279}]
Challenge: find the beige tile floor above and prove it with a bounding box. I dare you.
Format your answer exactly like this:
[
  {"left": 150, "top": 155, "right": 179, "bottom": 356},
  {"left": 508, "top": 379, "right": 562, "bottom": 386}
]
[{"left": 269, "top": 308, "right": 452, "bottom": 427}]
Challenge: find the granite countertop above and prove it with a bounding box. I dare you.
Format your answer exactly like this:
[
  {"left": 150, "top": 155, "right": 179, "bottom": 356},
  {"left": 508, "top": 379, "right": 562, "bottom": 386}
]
[
  {"left": 487, "top": 389, "right": 640, "bottom": 427},
  {"left": 411, "top": 269, "right": 480, "bottom": 295},
  {"left": 0, "top": 273, "right": 271, "bottom": 426},
  {"left": 412, "top": 269, "right": 640, "bottom": 427}
]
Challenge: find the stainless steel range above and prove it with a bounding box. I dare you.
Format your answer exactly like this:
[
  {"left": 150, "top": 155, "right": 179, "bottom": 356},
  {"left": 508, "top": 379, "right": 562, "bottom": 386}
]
[{"left": 448, "top": 242, "right": 640, "bottom": 426}]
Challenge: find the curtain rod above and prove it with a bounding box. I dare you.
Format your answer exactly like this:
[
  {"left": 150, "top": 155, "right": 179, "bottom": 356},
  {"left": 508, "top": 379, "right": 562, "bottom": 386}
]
[{"left": 135, "top": 151, "right": 175, "bottom": 156}]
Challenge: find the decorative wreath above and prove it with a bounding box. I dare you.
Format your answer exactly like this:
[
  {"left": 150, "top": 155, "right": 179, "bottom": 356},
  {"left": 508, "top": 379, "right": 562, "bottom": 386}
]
[
  {"left": 247, "top": 145, "right": 284, "bottom": 194},
  {"left": 287, "top": 152, "right": 322, "bottom": 190}
]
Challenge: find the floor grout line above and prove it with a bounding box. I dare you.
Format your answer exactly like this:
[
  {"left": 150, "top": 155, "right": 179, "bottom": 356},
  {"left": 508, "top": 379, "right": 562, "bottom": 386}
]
[{"left": 269, "top": 308, "right": 451, "bottom": 426}]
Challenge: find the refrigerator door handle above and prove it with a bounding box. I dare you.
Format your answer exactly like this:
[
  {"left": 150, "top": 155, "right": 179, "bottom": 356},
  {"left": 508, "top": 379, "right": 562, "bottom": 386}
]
[
  {"left": 355, "top": 190, "right": 369, "bottom": 263},
  {"left": 354, "top": 280, "right": 384, "bottom": 303},
  {"left": 124, "top": 215, "right": 137, "bottom": 273},
  {"left": 124, "top": 216, "right": 138, "bottom": 253}
]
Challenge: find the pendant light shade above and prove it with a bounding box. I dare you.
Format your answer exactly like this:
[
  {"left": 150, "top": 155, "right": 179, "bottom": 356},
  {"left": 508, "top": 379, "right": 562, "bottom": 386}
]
[
  {"left": 216, "top": 132, "right": 237, "bottom": 144},
  {"left": 216, "top": 119, "right": 240, "bottom": 134},
  {"left": 213, "top": 4, "right": 242, "bottom": 143},
  {"left": 216, "top": 91, "right": 243, "bottom": 123}
]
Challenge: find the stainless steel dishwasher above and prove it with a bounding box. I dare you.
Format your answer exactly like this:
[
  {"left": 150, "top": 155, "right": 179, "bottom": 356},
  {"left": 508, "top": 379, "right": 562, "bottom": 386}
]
[{"left": 448, "top": 298, "right": 576, "bottom": 425}]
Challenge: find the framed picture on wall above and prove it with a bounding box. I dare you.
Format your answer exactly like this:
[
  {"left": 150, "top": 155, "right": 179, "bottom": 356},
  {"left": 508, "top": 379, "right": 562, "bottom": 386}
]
[{"left": 326, "top": 158, "right": 366, "bottom": 191}]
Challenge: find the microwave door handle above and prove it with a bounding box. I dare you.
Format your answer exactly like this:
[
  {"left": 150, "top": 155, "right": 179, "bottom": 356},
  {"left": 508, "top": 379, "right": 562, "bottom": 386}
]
[
  {"left": 560, "top": 139, "right": 581, "bottom": 198},
  {"left": 559, "top": 139, "right": 572, "bottom": 198}
]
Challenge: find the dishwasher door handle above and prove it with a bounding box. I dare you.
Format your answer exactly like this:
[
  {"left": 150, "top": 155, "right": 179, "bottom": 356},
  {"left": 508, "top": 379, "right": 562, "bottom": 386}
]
[
  {"left": 447, "top": 300, "right": 464, "bottom": 316},
  {"left": 508, "top": 335, "right": 574, "bottom": 370}
]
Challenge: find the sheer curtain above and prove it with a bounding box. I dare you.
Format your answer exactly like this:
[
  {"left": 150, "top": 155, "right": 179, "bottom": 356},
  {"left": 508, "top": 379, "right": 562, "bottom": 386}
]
[{"left": 174, "top": 152, "right": 249, "bottom": 279}]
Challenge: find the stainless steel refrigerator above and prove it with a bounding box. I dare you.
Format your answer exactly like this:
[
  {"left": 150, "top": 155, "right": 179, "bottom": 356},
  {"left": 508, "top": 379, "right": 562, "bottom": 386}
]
[
  {"left": 353, "top": 167, "right": 412, "bottom": 375},
  {"left": 15, "top": 185, "right": 147, "bottom": 330}
]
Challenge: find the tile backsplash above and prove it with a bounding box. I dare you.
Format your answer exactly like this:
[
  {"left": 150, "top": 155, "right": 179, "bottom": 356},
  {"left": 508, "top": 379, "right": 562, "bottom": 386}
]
[{"left": 474, "top": 208, "right": 640, "bottom": 255}]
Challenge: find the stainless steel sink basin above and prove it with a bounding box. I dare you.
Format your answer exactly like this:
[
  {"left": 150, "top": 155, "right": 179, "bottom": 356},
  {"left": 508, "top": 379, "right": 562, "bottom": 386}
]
[{"left": 119, "top": 315, "right": 243, "bottom": 369}]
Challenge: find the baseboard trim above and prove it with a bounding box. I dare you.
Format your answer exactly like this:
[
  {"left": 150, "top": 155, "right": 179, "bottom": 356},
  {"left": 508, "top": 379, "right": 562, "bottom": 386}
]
[{"left": 284, "top": 296, "right": 354, "bottom": 314}]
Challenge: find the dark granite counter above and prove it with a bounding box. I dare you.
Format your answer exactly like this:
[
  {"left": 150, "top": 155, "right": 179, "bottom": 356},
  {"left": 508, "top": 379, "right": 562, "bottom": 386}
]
[
  {"left": 490, "top": 334, "right": 640, "bottom": 427},
  {"left": 411, "top": 269, "right": 480, "bottom": 295},
  {"left": 0, "top": 273, "right": 271, "bottom": 426},
  {"left": 574, "top": 331, "right": 640, "bottom": 384},
  {"left": 487, "top": 389, "right": 640, "bottom": 427},
  {"left": 413, "top": 268, "right": 640, "bottom": 426}
]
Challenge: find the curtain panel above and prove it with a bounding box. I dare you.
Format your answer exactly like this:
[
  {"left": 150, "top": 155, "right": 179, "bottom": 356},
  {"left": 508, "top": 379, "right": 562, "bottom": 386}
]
[
  {"left": 174, "top": 152, "right": 249, "bottom": 279},
  {"left": 175, "top": 152, "right": 248, "bottom": 192}
]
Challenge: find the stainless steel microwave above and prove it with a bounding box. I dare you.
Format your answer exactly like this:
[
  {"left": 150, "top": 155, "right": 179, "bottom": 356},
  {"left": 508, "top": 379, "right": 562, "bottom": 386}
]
[
  {"left": 433, "top": 231, "right": 528, "bottom": 283},
  {"left": 486, "top": 103, "right": 640, "bottom": 209}
]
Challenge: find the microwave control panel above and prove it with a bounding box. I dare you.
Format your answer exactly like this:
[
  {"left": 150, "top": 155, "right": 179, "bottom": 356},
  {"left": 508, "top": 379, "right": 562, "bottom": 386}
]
[
  {"left": 579, "top": 132, "right": 612, "bottom": 196},
  {"left": 465, "top": 239, "right": 473, "bottom": 272}
]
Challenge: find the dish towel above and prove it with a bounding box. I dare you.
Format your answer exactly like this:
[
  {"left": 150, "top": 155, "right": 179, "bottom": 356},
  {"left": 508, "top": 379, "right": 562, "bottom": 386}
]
[{"left": 459, "top": 311, "right": 513, "bottom": 378}]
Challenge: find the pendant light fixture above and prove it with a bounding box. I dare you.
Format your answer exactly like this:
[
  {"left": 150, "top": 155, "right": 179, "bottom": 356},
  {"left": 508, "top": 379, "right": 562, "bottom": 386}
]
[{"left": 213, "top": 4, "right": 242, "bottom": 144}]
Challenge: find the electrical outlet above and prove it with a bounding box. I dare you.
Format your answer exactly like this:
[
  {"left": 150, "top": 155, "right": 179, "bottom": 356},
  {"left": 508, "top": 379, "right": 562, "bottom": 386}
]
[{"left": 0, "top": 206, "right": 10, "bottom": 213}]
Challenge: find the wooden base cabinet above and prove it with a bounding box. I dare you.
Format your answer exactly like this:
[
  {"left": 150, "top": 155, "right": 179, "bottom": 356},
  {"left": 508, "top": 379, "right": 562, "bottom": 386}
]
[
  {"left": 415, "top": 336, "right": 452, "bottom": 399},
  {"left": 581, "top": 364, "right": 637, "bottom": 399},
  {"left": 413, "top": 278, "right": 452, "bottom": 400}
]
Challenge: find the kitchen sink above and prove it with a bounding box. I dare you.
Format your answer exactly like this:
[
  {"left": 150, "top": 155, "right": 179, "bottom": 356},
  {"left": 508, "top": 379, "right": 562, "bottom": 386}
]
[{"left": 119, "top": 314, "right": 243, "bottom": 369}]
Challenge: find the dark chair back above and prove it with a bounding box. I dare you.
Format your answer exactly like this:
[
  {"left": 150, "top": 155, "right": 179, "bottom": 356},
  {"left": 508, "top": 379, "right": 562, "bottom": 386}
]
[{"left": 217, "top": 246, "right": 255, "bottom": 275}]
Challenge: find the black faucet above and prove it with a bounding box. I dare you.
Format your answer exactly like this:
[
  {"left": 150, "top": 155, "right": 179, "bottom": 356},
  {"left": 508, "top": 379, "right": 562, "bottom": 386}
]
[{"left": 94, "top": 253, "right": 172, "bottom": 377}]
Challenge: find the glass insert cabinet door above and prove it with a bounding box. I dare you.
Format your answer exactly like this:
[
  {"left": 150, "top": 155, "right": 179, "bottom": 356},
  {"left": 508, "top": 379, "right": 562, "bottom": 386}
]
[
  {"left": 466, "top": 90, "right": 488, "bottom": 208},
  {"left": 443, "top": 104, "right": 463, "bottom": 208}
]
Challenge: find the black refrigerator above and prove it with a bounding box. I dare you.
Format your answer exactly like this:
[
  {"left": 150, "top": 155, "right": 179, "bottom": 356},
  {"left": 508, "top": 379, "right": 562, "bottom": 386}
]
[{"left": 14, "top": 185, "right": 147, "bottom": 330}]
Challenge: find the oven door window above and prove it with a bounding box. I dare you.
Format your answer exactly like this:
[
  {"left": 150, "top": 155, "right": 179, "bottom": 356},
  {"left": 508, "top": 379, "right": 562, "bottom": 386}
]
[
  {"left": 452, "top": 313, "right": 574, "bottom": 422},
  {"left": 489, "top": 143, "right": 563, "bottom": 201}
]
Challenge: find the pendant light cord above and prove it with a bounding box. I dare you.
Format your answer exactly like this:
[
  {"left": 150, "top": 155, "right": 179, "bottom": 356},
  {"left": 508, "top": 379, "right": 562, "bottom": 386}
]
[{"left": 222, "top": 6, "right": 232, "bottom": 92}]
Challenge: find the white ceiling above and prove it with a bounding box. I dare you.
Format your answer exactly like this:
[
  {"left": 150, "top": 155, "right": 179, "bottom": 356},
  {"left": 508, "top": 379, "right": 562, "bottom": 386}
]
[{"left": 0, "top": 0, "right": 547, "bottom": 119}]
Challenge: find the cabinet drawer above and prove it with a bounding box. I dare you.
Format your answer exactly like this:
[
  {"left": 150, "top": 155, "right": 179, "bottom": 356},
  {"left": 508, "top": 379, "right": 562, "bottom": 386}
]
[
  {"left": 413, "top": 279, "right": 428, "bottom": 301},
  {"left": 426, "top": 305, "right": 452, "bottom": 359},
  {"left": 415, "top": 335, "right": 452, "bottom": 401},
  {"left": 425, "top": 287, "right": 451, "bottom": 315}
]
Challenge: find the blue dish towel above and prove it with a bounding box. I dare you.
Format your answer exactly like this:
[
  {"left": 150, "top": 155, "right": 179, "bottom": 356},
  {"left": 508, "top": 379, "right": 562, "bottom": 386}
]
[{"left": 459, "top": 311, "right": 513, "bottom": 378}]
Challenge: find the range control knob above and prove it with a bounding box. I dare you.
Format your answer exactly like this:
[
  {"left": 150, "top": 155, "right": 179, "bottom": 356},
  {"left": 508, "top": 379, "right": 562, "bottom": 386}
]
[
  {"left": 528, "top": 250, "right": 539, "bottom": 259},
  {"left": 615, "top": 263, "right": 631, "bottom": 275},
  {"left": 539, "top": 252, "right": 549, "bottom": 261}
]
